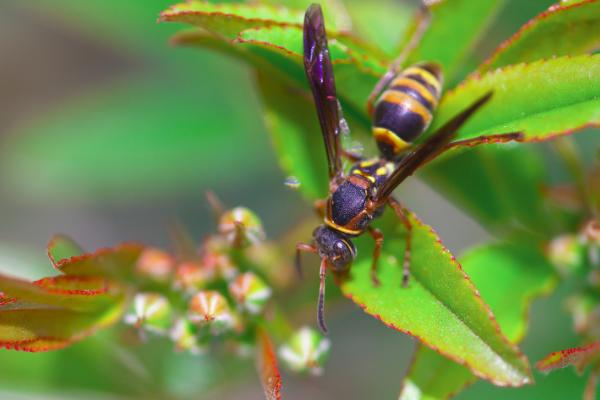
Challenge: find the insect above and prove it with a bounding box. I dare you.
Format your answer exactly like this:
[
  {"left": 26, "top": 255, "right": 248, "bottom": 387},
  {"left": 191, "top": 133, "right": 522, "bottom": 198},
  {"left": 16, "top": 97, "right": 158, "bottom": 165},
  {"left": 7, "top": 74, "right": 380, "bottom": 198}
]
[{"left": 296, "top": 3, "right": 521, "bottom": 333}]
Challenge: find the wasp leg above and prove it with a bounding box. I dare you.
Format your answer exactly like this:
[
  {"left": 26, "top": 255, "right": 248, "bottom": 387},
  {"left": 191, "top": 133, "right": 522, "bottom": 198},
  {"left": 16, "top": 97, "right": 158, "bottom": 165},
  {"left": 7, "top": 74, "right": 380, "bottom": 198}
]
[
  {"left": 295, "top": 243, "right": 317, "bottom": 279},
  {"left": 341, "top": 148, "right": 363, "bottom": 163},
  {"left": 367, "top": 227, "right": 384, "bottom": 287},
  {"left": 314, "top": 199, "right": 327, "bottom": 218},
  {"left": 366, "top": 6, "right": 431, "bottom": 116},
  {"left": 317, "top": 257, "right": 329, "bottom": 333},
  {"left": 387, "top": 197, "right": 412, "bottom": 287}
]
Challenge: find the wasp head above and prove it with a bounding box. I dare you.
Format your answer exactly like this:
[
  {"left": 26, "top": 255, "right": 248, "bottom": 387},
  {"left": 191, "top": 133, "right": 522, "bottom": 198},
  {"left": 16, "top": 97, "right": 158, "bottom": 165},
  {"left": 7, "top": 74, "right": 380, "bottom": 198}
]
[{"left": 313, "top": 225, "right": 356, "bottom": 271}]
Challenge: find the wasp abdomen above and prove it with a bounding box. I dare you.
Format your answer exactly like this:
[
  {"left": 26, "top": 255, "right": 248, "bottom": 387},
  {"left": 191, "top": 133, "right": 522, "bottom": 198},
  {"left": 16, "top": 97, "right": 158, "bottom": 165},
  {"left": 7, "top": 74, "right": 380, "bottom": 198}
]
[{"left": 372, "top": 62, "right": 443, "bottom": 160}]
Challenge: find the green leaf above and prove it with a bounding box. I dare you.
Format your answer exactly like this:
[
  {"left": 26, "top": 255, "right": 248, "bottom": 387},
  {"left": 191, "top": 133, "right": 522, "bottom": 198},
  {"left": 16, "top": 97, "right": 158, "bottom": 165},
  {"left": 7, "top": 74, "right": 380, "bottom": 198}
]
[
  {"left": 399, "top": 242, "right": 557, "bottom": 399},
  {"left": 400, "top": 345, "right": 475, "bottom": 400},
  {"left": 341, "top": 212, "right": 532, "bottom": 386},
  {"left": 173, "top": 32, "right": 382, "bottom": 124},
  {"left": 47, "top": 234, "right": 84, "bottom": 269},
  {"left": 344, "top": 0, "right": 416, "bottom": 56},
  {"left": 0, "top": 300, "right": 124, "bottom": 352},
  {"left": 161, "top": 1, "right": 386, "bottom": 61},
  {"left": 173, "top": 29, "right": 374, "bottom": 199},
  {"left": 406, "top": 0, "right": 506, "bottom": 85},
  {"left": 430, "top": 55, "right": 600, "bottom": 142},
  {"left": 462, "top": 242, "right": 557, "bottom": 341},
  {"left": 236, "top": 23, "right": 382, "bottom": 123},
  {"left": 421, "top": 144, "right": 552, "bottom": 235},
  {"left": 256, "top": 74, "right": 328, "bottom": 200},
  {"left": 480, "top": 0, "right": 600, "bottom": 72},
  {"left": 56, "top": 243, "right": 144, "bottom": 279}
]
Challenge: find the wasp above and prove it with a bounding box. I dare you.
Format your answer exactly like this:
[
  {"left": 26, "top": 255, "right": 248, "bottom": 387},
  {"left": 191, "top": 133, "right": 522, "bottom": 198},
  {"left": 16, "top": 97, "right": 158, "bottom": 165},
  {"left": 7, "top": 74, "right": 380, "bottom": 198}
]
[{"left": 296, "top": 4, "right": 520, "bottom": 333}]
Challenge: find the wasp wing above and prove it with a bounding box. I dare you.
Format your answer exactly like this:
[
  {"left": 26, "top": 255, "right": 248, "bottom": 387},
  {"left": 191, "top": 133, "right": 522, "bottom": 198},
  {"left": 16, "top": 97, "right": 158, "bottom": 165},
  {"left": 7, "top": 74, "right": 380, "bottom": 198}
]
[
  {"left": 304, "top": 3, "right": 342, "bottom": 178},
  {"left": 374, "top": 92, "right": 493, "bottom": 203}
]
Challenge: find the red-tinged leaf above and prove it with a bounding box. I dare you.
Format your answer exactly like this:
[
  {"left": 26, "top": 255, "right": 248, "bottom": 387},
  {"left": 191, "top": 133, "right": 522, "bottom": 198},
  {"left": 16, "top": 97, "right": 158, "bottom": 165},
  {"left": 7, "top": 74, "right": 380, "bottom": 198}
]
[
  {"left": 0, "top": 292, "right": 16, "bottom": 306},
  {"left": 160, "top": 1, "right": 385, "bottom": 60},
  {"left": 33, "top": 275, "right": 109, "bottom": 296},
  {"left": 341, "top": 212, "right": 532, "bottom": 386},
  {"left": 585, "top": 366, "right": 600, "bottom": 400},
  {"left": 159, "top": 1, "right": 308, "bottom": 38},
  {"left": 56, "top": 243, "right": 144, "bottom": 279},
  {"left": 429, "top": 55, "right": 600, "bottom": 143},
  {"left": 537, "top": 341, "right": 600, "bottom": 373},
  {"left": 480, "top": 0, "right": 600, "bottom": 73},
  {"left": 47, "top": 234, "right": 83, "bottom": 269},
  {"left": 0, "top": 274, "right": 118, "bottom": 311},
  {"left": 0, "top": 299, "right": 125, "bottom": 352},
  {"left": 163, "top": 4, "right": 387, "bottom": 125},
  {"left": 256, "top": 328, "right": 282, "bottom": 400},
  {"left": 399, "top": 242, "right": 558, "bottom": 399},
  {"left": 173, "top": 24, "right": 383, "bottom": 119}
]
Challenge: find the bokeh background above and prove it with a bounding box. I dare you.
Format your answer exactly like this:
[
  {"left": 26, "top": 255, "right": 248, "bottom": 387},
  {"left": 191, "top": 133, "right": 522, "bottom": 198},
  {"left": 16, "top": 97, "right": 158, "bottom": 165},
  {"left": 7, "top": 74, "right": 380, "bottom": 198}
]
[{"left": 0, "top": 0, "right": 593, "bottom": 398}]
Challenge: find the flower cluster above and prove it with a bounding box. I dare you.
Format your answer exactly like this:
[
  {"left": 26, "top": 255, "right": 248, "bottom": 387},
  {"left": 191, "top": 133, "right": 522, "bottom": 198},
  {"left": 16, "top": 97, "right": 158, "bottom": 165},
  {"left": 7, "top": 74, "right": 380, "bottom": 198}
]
[{"left": 120, "top": 204, "right": 330, "bottom": 374}]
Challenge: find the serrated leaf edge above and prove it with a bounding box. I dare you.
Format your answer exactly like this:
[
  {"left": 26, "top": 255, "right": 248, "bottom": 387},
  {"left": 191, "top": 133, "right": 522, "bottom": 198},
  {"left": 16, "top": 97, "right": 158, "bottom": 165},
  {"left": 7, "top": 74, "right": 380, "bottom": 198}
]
[
  {"left": 479, "top": 0, "right": 600, "bottom": 72},
  {"left": 47, "top": 233, "right": 82, "bottom": 269},
  {"left": 343, "top": 213, "right": 532, "bottom": 386},
  {"left": 55, "top": 242, "right": 144, "bottom": 274}
]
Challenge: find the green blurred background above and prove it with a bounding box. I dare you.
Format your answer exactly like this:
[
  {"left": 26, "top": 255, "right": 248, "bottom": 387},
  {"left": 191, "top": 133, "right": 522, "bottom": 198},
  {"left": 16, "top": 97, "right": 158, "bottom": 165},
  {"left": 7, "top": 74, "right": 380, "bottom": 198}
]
[{"left": 0, "top": 0, "right": 591, "bottom": 399}]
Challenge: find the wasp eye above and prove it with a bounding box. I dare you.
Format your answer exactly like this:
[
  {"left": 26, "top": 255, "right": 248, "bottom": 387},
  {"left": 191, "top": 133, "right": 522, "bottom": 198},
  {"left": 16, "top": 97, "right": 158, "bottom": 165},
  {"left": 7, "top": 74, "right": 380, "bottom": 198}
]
[{"left": 329, "top": 239, "right": 355, "bottom": 271}]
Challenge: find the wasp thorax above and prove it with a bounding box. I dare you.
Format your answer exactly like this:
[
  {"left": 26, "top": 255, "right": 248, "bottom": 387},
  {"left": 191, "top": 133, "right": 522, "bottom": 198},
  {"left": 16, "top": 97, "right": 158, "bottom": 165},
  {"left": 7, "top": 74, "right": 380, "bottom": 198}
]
[{"left": 313, "top": 225, "right": 356, "bottom": 271}]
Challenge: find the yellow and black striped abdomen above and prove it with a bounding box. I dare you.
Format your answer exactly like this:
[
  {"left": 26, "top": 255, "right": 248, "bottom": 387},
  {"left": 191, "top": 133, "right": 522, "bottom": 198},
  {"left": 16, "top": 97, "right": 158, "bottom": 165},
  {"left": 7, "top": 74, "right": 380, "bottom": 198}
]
[{"left": 372, "top": 62, "right": 443, "bottom": 160}]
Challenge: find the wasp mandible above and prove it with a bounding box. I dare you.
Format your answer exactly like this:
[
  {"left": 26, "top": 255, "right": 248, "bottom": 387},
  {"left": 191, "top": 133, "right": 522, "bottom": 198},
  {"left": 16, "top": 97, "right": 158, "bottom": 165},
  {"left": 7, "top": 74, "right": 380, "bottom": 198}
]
[{"left": 296, "top": 3, "right": 519, "bottom": 333}]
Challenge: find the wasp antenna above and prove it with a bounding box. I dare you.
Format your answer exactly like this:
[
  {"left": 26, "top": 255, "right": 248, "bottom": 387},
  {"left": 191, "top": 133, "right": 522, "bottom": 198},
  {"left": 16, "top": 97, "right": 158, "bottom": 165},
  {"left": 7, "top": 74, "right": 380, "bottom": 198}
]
[
  {"left": 317, "top": 257, "right": 329, "bottom": 333},
  {"left": 295, "top": 249, "right": 303, "bottom": 279},
  {"left": 295, "top": 243, "right": 317, "bottom": 279}
]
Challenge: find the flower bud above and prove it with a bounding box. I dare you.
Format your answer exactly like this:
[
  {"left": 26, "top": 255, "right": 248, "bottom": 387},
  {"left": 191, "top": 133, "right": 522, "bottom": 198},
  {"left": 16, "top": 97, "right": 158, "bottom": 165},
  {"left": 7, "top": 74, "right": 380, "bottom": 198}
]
[
  {"left": 170, "top": 318, "right": 204, "bottom": 354},
  {"left": 124, "top": 293, "right": 173, "bottom": 334},
  {"left": 136, "top": 248, "right": 176, "bottom": 283},
  {"left": 199, "top": 237, "right": 238, "bottom": 281},
  {"left": 228, "top": 272, "right": 272, "bottom": 314},
  {"left": 584, "top": 220, "right": 600, "bottom": 245},
  {"left": 567, "top": 292, "right": 600, "bottom": 339},
  {"left": 218, "top": 207, "right": 266, "bottom": 247},
  {"left": 174, "top": 262, "right": 212, "bottom": 294},
  {"left": 188, "top": 290, "right": 235, "bottom": 333},
  {"left": 547, "top": 234, "right": 585, "bottom": 275},
  {"left": 279, "top": 327, "right": 330, "bottom": 375}
]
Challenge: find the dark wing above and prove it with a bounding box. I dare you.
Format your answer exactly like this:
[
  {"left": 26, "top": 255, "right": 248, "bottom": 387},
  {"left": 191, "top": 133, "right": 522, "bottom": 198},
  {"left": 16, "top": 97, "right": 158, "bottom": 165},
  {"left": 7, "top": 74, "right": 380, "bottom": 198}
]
[
  {"left": 304, "top": 3, "right": 342, "bottom": 178},
  {"left": 374, "top": 92, "right": 493, "bottom": 203}
]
